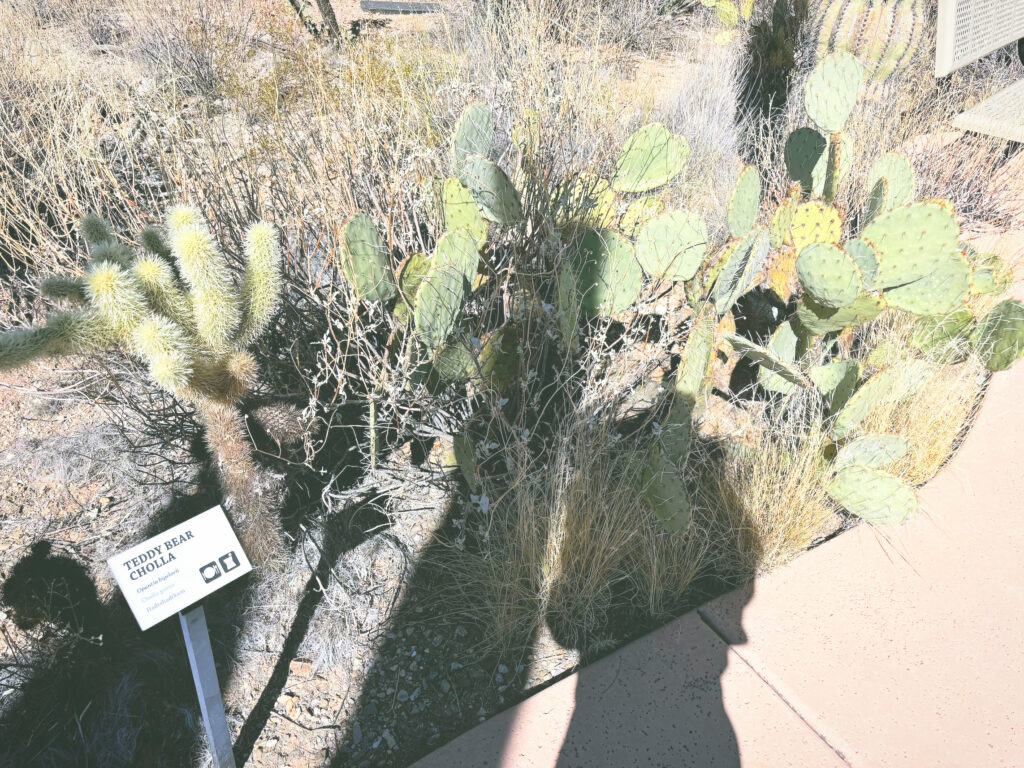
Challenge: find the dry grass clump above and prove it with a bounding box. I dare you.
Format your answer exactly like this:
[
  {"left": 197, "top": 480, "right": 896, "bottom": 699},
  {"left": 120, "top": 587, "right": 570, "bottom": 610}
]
[
  {"left": 858, "top": 314, "right": 989, "bottom": 486},
  {"left": 430, "top": 410, "right": 712, "bottom": 658},
  {"left": 695, "top": 402, "right": 837, "bottom": 578}
]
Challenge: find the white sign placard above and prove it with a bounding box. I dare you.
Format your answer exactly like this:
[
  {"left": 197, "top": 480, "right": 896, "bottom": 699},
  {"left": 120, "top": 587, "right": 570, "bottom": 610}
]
[{"left": 107, "top": 506, "right": 252, "bottom": 630}]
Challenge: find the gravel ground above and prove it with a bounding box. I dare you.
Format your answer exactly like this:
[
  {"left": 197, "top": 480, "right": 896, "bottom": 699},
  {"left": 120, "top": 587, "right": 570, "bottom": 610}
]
[{"left": 0, "top": 365, "right": 581, "bottom": 768}]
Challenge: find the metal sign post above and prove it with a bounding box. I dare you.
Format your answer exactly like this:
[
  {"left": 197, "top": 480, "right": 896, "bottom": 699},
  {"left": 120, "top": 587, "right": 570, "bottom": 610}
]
[
  {"left": 180, "top": 604, "right": 236, "bottom": 768},
  {"left": 107, "top": 506, "right": 253, "bottom": 768}
]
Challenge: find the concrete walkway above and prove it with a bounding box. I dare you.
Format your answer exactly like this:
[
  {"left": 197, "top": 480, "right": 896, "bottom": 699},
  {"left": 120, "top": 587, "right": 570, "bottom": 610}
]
[{"left": 413, "top": 231, "right": 1024, "bottom": 767}]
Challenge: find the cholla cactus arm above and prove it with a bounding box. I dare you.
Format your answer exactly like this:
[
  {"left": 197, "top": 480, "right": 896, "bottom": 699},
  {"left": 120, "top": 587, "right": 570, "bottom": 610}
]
[
  {"left": 0, "top": 310, "right": 113, "bottom": 371},
  {"left": 40, "top": 275, "right": 87, "bottom": 303},
  {"left": 140, "top": 226, "right": 172, "bottom": 259},
  {"left": 88, "top": 241, "right": 135, "bottom": 269},
  {"left": 132, "top": 315, "right": 194, "bottom": 392},
  {"left": 132, "top": 256, "right": 194, "bottom": 329},
  {"left": 85, "top": 261, "right": 151, "bottom": 339},
  {"left": 166, "top": 205, "right": 203, "bottom": 232},
  {"left": 80, "top": 214, "right": 113, "bottom": 247},
  {"left": 236, "top": 222, "right": 282, "bottom": 346},
  {"left": 167, "top": 208, "right": 242, "bottom": 352}
]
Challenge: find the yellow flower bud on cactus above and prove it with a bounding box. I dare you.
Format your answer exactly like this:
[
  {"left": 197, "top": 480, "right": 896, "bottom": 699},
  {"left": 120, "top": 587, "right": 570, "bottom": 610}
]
[{"left": 237, "top": 221, "right": 282, "bottom": 345}]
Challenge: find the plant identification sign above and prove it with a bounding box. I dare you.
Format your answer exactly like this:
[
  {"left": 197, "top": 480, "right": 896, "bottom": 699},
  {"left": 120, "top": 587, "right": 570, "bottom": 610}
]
[{"left": 107, "top": 506, "right": 252, "bottom": 630}]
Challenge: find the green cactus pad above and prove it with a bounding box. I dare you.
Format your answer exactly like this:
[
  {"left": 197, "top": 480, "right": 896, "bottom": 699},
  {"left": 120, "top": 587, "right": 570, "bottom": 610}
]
[
  {"left": 554, "top": 174, "right": 618, "bottom": 228},
  {"left": 971, "top": 299, "right": 1024, "bottom": 371},
  {"left": 433, "top": 229, "right": 480, "bottom": 290},
  {"left": 967, "top": 250, "right": 1012, "bottom": 296},
  {"left": 795, "top": 294, "right": 886, "bottom": 336},
  {"left": 759, "top": 320, "right": 807, "bottom": 394},
  {"left": 809, "top": 359, "right": 861, "bottom": 413},
  {"left": 883, "top": 249, "right": 969, "bottom": 315},
  {"left": 611, "top": 124, "right": 690, "bottom": 193},
  {"left": 414, "top": 257, "right": 467, "bottom": 355},
  {"left": 452, "top": 102, "right": 494, "bottom": 174},
  {"left": 714, "top": 229, "right": 770, "bottom": 314},
  {"left": 727, "top": 166, "right": 761, "bottom": 238},
  {"left": 642, "top": 442, "right": 692, "bottom": 535},
  {"left": 576, "top": 229, "right": 643, "bottom": 316},
  {"left": 442, "top": 178, "right": 489, "bottom": 244},
  {"left": 827, "top": 465, "right": 917, "bottom": 524},
  {"left": 620, "top": 197, "right": 665, "bottom": 238},
  {"left": 727, "top": 331, "right": 809, "bottom": 391},
  {"left": 845, "top": 238, "right": 878, "bottom": 289},
  {"left": 804, "top": 51, "right": 863, "bottom": 134},
  {"left": 910, "top": 308, "right": 973, "bottom": 361},
  {"left": 478, "top": 326, "right": 519, "bottom": 391},
  {"left": 660, "top": 399, "right": 693, "bottom": 464},
  {"left": 769, "top": 197, "right": 796, "bottom": 250},
  {"left": 867, "top": 152, "right": 916, "bottom": 211},
  {"left": 556, "top": 263, "right": 582, "bottom": 350},
  {"left": 785, "top": 128, "right": 827, "bottom": 194},
  {"left": 834, "top": 434, "right": 911, "bottom": 471},
  {"left": 452, "top": 432, "right": 481, "bottom": 492},
  {"left": 635, "top": 210, "right": 708, "bottom": 282},
  {"left": 393, "top": 252, "right": 431, "bottom": 324},
  {"left": 460, "top": 154, "right": 524, "bottom": 225},
  {"left": 341, "top": 213, "right": 397, "bottom": 304},
  {"left": 797, "top": 243, "right": 862, "bottom": 309},
  {"left": 831, "top": 359, "right": 932, "bottom": 440},
  {"left": 865, "top": 177, "right": 889, "bottom": 224},
  {"left": 432, "top": 338, "right": 476, "bottom": 382},
  {"left": 675, "top": 306, "right": 716, "bottom": 407},
  {"left": 861, "top": 202, "right": 960, "bottom": 290}
]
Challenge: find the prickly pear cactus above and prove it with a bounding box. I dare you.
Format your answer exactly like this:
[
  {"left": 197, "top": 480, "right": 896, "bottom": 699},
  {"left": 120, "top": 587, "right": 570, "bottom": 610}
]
[
  {"left": 342, "top": 213, "right": 397, "bottom": 304},
  {"left": 796, "top": 243, "right": 862, "bottom": 309},
  {"left": 575, "top": 229, "right": 643, "bottom": 317},
  {"left": 635, "top": 211, "right": 707, "bottom": 282},
  {"left": 827, "top": 464, "right": 917, "bottom": 524},
  {"left": 830, "top": 359, "right": 932, "bottom": 440},
  {"left": 727, "top": 166, "right": 761, "bottom": 239},
  {"left": 804, "top": 51, "right": 863, "bottom": 134},
  {"left": 460, "top": 154, "right": 524, "bottom": 225},
  {"left": 443, "top": 178, "right": 489, "bottom": 245},
  {"left": 452, "top": 102, "right": 495, "bottom": 174},
  {"left": 610, "top": 123, "right": 690, "bottom": 194},
  {"left": 972, "top": 299, "right": 1024, "bottom": 371}
]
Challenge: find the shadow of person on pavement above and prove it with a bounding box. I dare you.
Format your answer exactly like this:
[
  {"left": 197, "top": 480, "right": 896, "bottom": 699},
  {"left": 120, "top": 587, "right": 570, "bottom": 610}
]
[{"left": 547, "top": 579, "right": 754, "bottom": 768}]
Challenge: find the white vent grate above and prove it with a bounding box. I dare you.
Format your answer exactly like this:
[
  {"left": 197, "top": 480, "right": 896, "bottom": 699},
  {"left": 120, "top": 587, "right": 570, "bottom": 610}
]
[{"left": 936, "top": 0, "right": 1024, "bottom": 76}]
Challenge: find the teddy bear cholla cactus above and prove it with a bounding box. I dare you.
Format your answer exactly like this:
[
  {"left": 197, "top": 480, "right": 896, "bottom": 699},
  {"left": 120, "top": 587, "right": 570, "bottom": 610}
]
[{"left": 0, "top": 206, "right": 298, "bottom": 565}]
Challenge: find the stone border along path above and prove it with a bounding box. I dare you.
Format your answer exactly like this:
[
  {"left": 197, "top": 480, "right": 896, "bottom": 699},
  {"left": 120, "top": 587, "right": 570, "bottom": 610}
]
[{"left": 410, "top": 231, "right": 1024, "bottom": 766}]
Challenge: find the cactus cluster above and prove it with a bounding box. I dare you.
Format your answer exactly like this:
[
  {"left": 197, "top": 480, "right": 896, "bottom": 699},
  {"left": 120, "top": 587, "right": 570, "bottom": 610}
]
[
  {"left": 815, "top": 0, "right": 927, "bottom": 85},
  {"left": 0, "top": 208, "right": 302, "bottom": 564}
]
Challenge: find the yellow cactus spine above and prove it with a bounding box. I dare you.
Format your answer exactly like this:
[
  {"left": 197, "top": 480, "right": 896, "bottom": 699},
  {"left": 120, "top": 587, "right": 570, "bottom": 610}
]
[
  {"left": 132, "top": 315, "right": 194, "bottom": 392},
  {"left": 132, "top": 255, "right": 194, "bottom": 330},
  {"left": 168, "top": 210, "right": 241, "bottom": 353},
  {"left": 237, "top": 221, "right": 282, "bottom": 345},
  {"left": 85, "top": 261, "right": 150, "bottom": 340}
]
